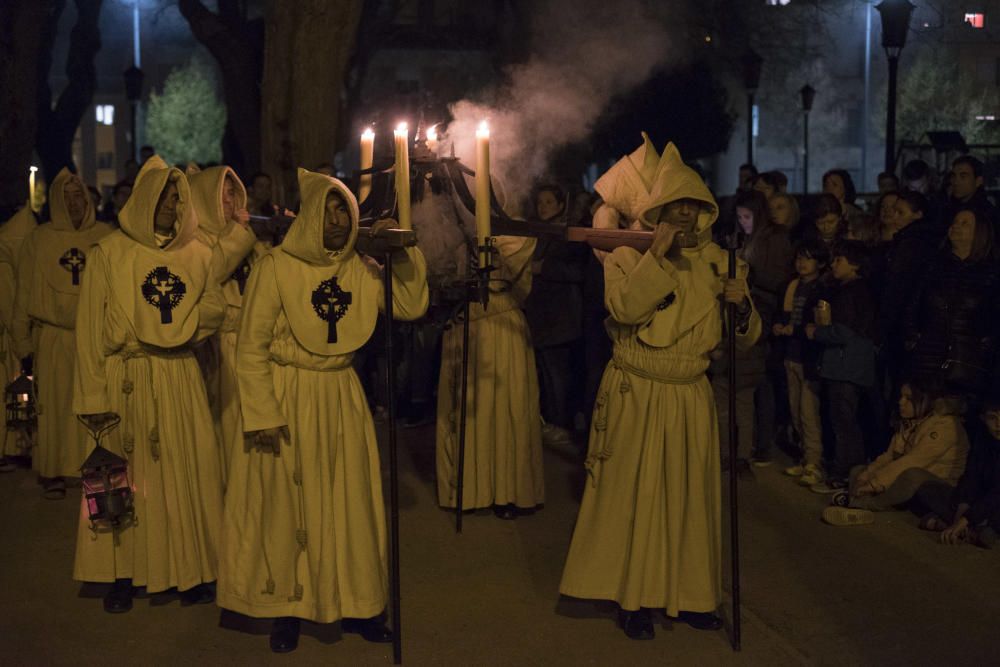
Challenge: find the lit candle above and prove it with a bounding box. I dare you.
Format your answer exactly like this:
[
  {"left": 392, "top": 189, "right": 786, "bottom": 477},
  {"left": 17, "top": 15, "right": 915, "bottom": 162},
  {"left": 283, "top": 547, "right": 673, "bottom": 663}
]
[
  {"left": 28, "top": 166, "right": 38, "bottom": 206},
  {"left": 475, "top": 121, "right": 491, "bottom": 262},
  {"left": 426, "top": 125, "right": 438, "bottom": 153},
  {"left": 359, "top": 128, "right": 374, "bottom": 204},
  {"left": 394, "top": 123, "right": 411, "bottom": 230}
]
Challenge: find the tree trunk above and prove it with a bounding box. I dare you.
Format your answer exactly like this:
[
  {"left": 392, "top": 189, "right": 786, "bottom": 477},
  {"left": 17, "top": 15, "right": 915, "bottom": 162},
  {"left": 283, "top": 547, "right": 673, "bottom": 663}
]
[
  {"left": 35, "top": 0, "right": 104, "bottom": 183},
  {"left": 0, "top": 0, "right": 56, "bottom": 214},
  {"left": 261, "top": 0, "right": 363, "bottom": 204},
  {"left": 177, "top": 0, "right": 263, "bottom": 177}
]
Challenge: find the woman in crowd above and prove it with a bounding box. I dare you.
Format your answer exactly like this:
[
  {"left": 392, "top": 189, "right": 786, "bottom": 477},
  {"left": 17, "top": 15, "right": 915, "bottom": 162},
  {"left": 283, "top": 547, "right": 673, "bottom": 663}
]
[
  {"left": 823, "top": 169, "right": 864, "bottom": 229},
  {"left": 903, "top": 205, "right": 1000, "bottom": 398},
  {"left": 768, "top": 191, "right": 802, "bottom": 241}
]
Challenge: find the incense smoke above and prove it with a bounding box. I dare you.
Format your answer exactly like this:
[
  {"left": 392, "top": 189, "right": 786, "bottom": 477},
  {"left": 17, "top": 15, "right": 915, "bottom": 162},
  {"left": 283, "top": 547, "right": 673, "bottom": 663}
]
[{"left": 442, "top": 0, "right": 674, "bottom": 207}]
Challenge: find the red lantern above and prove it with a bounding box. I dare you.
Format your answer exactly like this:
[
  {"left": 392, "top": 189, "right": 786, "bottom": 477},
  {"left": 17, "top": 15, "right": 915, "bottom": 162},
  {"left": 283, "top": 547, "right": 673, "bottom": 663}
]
[{"left": 80, "top": 439, "right": 133, "bottom": 528}]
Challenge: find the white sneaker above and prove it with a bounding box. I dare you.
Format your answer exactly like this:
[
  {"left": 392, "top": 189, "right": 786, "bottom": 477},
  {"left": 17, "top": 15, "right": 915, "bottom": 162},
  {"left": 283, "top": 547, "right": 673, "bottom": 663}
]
[
  {"left": 799, "top": 464, "right": 823, "bottom": 486},
  {"left": 784, "top": 465, "right": 804, "bottom": 477},
  {"left": 822, "top": 506, "right": 874, "bottom": 526}
]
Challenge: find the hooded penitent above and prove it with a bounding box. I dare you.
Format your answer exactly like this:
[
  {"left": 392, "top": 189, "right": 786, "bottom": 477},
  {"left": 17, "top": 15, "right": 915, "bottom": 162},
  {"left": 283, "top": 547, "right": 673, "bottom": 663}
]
[
  {"left": 187, "top": 166, "right": 256, "bottom": 288},
  {"left": 559, "top": 138, "right": 760, "bottom": 617},
  {"left": 9, "top": 168, "right": 113, "bottom": 479},
  {"left": 105, "top": 156, "right": 213, "bottom": 349}
]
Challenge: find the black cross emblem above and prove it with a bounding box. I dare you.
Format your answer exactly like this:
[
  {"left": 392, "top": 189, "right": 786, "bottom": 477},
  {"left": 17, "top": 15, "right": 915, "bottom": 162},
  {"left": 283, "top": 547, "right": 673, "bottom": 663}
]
[
  {"left": 59, "top": 248, "right": 86, "bottom": 285},
  {"left": 311, "top": 277, "right": 352, "bottom": 343},
  {"left": 231, "top": 259, "right": 251, "bottom": 295},
  {"left": 141, "top": 266, "right": 187, "bottom": 324}
]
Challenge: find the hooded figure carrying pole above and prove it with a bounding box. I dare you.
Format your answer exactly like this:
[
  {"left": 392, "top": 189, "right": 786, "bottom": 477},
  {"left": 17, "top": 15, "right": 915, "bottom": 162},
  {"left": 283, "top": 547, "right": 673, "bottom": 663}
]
[
  {"left": 217, "top": 170, "right": 428, "bottom": 654},
  {"left": 187, "top": 166, "right": 262, "bottom": 486},
  {"left": 73, "top": 156, "right": 226, "bottom": 613},
  {"left": 10, "top": 170, "right": 113, "bottom": 496},
  {"left": 559, "top": 138, "right": 760, "bottom": 640}
]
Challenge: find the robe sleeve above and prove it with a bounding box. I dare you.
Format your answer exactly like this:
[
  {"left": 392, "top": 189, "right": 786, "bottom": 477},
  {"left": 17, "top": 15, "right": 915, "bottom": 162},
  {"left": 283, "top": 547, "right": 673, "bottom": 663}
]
[
  {"left": 493, "top": 236, "right": 536, "bottom": 304},
  {"left": 193, "top": 265, "right": 227, "bottom": 343},
  {"left": 604, "top": 248, "right": 680, "bottom": 326},
  {"left": 236, "top": 255, "right": 286, "bottom": 432},
  {"left": 380, "top": 246, "right": 429, "bottom": 321},
  {"left": 73, "top": 245, "right": 113, "bottom": 415},
  {"left": 210, "top": 223, "right": 257, "bottom": 283},
  {"left": 10, "top": 231, "right": 37, "bottom": 358}
]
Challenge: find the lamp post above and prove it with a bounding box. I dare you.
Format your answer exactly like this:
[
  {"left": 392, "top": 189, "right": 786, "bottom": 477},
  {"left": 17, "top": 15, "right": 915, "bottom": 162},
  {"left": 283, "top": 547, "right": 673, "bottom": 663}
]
[
  {"left": 876, "top": 0, "right": 915, "bottom": 174},
  {"left": 800, "top": 84, "right": 816, "bottom": 194},
  {"left": 741, "top": 50, "right": 763, "bottom": 166},
  {"left": 123, "top": 65, "right": 144, "bottom": 162}
]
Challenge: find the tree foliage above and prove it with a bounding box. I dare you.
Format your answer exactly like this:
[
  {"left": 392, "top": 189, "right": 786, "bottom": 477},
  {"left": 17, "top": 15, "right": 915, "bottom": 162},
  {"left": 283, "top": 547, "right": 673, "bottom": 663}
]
[
  {"left": 888, "top": 47, "right": 1000, "bottom": 145},
  {"left": 146, "top": 57, "right": 226, "bottom": 166}
]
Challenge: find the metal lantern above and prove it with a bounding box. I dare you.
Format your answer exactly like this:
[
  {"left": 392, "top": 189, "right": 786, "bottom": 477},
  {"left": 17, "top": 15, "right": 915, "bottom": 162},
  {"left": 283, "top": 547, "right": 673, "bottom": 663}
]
[
  {"left": 5, "top": 373, "right": 36, "bottom": 430},
  {"left": 876, "top": 0, "right": 915, "bottom": 56},
  {"left": 80, "top": 445, "right": 134, "bottom": 528}
]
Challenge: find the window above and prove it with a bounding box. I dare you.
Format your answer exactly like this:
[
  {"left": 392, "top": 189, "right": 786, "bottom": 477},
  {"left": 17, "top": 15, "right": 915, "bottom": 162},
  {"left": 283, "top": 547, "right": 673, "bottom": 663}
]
[
  {"left": 765, "top": 0, "right": 791, "bottom": 5},
  {"left": 95, "top": 104, "right": 114, "bottom": 126},
  {"left": 965, "top": 13, "right": 985, "bottom": 28}
]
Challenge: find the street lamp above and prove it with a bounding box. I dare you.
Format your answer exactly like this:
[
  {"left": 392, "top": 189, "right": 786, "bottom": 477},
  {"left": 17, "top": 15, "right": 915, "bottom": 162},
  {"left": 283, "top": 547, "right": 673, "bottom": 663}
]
[
  {"left": 741, "top": 49, "right": 763, "bottom": 166},
  {"left": 800, "top": 84, "right": 816, "bottom": 194},
  {"left": 876, "top": 0, "right": 915, "bottom": 174},
  {"left": 123, "top": 65, "right": 144, "bottom": 162}
]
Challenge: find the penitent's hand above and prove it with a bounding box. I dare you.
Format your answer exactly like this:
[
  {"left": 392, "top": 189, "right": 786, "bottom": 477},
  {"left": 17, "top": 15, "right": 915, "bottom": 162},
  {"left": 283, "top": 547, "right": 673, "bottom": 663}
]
[
  {"left": 234, "top": 208, "right": 250, "bottom": 229},
  {"left": 371, "top": 218, "right": 399, "bottom": 236},
  {"left": 723, "top": 278, "right": 750, "bottom": 308},
  {"left": 649, "top": 223, "right": 682, "bottom": 259}
]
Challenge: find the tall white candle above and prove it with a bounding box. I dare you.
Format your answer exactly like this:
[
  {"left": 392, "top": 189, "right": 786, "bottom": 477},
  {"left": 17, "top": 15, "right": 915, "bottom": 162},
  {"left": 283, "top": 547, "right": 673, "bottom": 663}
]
[
  {"left": 28, "top": 166, "right": 38, "bottom": 207},
  {"left": 394, "top": 123, "right": 411, "bottom": 230},
  {"left": 359, "top": 128, "right": 374, "bottom": 204},
  {"left": 475, "top": 121, "right": 491, "bottom": 261}
]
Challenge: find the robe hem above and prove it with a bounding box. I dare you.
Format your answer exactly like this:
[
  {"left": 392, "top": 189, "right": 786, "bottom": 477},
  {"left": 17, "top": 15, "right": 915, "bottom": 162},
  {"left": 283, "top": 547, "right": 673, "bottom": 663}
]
[
  {"left": 558, "top": 588, "right": 720, "bottom": 616},
  {"left": 217, "top": 592, "right": 386, "bottom": 624}
]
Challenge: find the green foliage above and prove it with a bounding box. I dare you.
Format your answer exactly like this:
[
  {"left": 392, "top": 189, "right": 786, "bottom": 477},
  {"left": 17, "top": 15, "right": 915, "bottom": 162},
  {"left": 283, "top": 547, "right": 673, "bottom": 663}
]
[
  {"left": 882, "top": 48, "right": 1000, "bottom": 145},
  {"left": 146, "top": 57, "right": 226, "bottom": 166}
]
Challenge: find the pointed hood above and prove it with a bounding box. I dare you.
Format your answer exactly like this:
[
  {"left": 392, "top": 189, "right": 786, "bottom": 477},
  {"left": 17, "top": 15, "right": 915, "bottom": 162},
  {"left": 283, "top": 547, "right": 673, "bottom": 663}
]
[
  {"left": 594, "top": 132, "right": 661, "bottom": 222},
  {"left": 637, "top": 143, "right": 718, "bottom": 250},
  {"left": 282, "top": 168, "right": 359, "bottom": 266},
  {"left": 118, "top": 155, "right": 198, "bottom": 250},
  {"left": 48, "top": 168, "right": 97, "bottom": 232},
  {"left": 187, "top": 166, "right": 247, "bottom": 236}
]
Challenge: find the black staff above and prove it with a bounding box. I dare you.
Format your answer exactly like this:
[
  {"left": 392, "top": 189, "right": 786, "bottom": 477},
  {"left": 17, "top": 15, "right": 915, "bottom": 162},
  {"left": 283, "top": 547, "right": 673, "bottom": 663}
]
[{"left": 725, "top": 229, "right": 743, "bottom": 652}]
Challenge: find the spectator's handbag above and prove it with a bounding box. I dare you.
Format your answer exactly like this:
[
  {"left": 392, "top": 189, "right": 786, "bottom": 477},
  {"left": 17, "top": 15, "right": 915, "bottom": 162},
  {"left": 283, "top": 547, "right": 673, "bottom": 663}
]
[{"left": 942, "top": 335, "right": 992, "bottom": 391}]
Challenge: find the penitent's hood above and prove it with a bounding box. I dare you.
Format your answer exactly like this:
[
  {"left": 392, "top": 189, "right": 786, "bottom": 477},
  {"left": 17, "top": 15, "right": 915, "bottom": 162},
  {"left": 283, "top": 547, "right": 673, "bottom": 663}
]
[
  {"left": 47, "top": 168, "right": 97, "bottom": 232},
  {"left": 187, "top": 165, "right": 247, "bottom": 236},
  {"left": 118, "top": 155, "right": 198, "bottom": 250},
  {"left": 281, "top": 168, "right": 359, "bottom": 266}
]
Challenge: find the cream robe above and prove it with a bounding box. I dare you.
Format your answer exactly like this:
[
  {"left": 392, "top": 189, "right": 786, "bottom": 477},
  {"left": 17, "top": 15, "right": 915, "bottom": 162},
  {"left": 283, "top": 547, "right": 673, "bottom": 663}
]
[
  {"left": 559, "top": 140, "right": 761, "bottom": 615},
  {"left": 218, "top": 171, "right": 428, "bottom": 622},
  {"left": 0, "top": 206, "right": 38, "bottom": 459},
  {"left": 436, "top": 236, "right": 544, "bottom": 510},
  {"left": 188, "top": 166, "right": 260, "bottom": 486},
  {"left": 72, "top": 156, "right": 226, "bottom": 591},
  {"left": 12, "top": 169, "right": 112, "bottom": 478}
]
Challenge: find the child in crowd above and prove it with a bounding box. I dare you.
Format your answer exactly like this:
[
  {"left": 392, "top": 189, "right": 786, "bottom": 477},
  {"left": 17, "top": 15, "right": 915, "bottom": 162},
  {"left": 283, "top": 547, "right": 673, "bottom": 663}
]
[
  {"left": 811, "top": 194, "right": 845, "bottom": 251},
  {"left": 775, "top": 239, "right": 829, "bottom": 486},
  {"left": 823, "top": 382, "right": 968, "bottom": 526},
  {"left": 806, "top": 241, "right": 877, "bottom": 493},
  {"left": 916, "top": 395, "right": 1000, "bottom": 548}
]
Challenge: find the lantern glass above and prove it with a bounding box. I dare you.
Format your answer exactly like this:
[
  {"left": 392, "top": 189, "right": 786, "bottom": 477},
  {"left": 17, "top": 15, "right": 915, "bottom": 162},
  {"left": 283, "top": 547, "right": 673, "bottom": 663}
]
[
  {"left": 876, "top": 0, "right": 915, "bottom": 54},
  {"left": 81, "top": 447, "right": 133, "bottom": 526}
]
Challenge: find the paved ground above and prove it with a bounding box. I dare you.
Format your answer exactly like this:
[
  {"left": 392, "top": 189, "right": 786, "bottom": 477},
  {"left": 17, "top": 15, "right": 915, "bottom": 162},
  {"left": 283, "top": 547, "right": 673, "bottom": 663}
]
[{"left": 1, "top": 423, "right": 998, "bottom": 666}]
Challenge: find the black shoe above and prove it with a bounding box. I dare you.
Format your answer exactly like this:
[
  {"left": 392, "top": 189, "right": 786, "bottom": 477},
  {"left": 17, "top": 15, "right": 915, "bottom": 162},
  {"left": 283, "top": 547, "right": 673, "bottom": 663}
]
[
  {"left": 103, "top": 578, "right": 134, "bottom": 613},
  {"left": 492, "top": 504, "right": 517, "bottom": 520},
  {"left": 677, "top": 610, "right": 723, "bottom": 631},
  {"left": 179, "top": 582, "right": 215, "bottom": 606},
  {"left": 342, "top": 615, "right": 394, "bottom": 643},
  {"left": 619, "top": 608, "right": 654, "bottom": 640},
  {"left": 270, "top": 617, "right": 301, "bottom": 653}
]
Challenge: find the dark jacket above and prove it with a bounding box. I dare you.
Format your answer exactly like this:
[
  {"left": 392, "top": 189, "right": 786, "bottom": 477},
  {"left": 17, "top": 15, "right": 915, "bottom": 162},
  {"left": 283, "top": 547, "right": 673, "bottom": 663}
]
[
  {"left": 744, "top": 225, "right": 794, "bottom": 329},
  {"left": 813, "top": 278, "right": 877, "bottom": 387},
  {"left": 877, "top": 220, "right": 939, "bottom": 345},
  {"left": 903, "top": 249, "right": 1000, "bottom": 392},
  {"left": 524, "top": 236, "right": 588, "bottom": 347},
  {"left": 776, "top": 275, "right": 828, "bottom": 379},
  {"left": 955, "top": 424, "right": 1000, "bottom": 525}
]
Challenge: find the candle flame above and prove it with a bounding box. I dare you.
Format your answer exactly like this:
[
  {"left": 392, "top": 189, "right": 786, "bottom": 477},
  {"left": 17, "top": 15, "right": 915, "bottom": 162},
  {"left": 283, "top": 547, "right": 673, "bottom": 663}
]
[
  {"left": 29, "top": 166, "right": 38, "bottom": 173},
  {"left": 395, "top": 122, "right": 408, "bottom": 134},
  {"left": 361, "top": 127, "right": 374, "bottom": 140},
  {"left": 477, "top": 120, "right": 490, "bottom": 137},
  {"left": 426, "top": 125, "right": 438, "bottom": 141}
]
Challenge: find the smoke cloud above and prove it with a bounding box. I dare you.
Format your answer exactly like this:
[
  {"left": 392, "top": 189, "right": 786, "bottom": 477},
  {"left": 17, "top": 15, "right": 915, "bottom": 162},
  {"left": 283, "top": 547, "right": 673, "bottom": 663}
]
[{"left": 441, "top": 0, "right": 675, "bottom": 207}]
